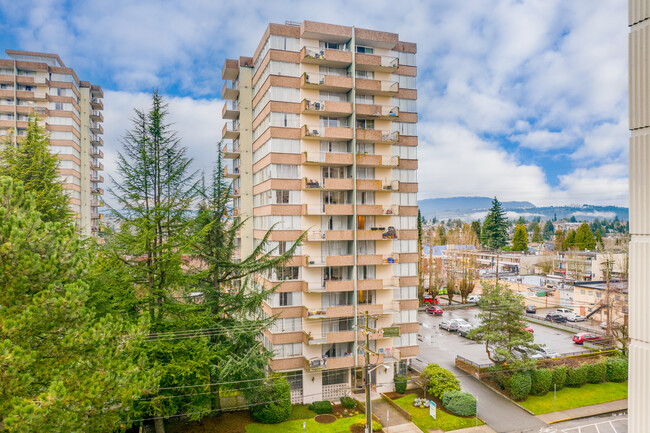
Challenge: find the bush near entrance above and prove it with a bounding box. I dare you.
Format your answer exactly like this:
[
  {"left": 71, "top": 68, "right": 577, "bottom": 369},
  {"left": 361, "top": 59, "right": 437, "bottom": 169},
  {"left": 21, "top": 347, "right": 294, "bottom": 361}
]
[
  {"left": 394, "top": 376, "right": 407, "bottom": 394},
  {"left": 442, "top": 391, "right": 477, "bottom": 416},
  {"left": 340, "top": 396, "right": 356, "bottom": 409},
  {"left": 507, "top": 371, "right": 532, "bottom": 401},
  {"left": 421, "top": 364, "right": 461, "bottom": 400},
  {"left": 308, "top": 401, "right": 333, "bottom": 414}
]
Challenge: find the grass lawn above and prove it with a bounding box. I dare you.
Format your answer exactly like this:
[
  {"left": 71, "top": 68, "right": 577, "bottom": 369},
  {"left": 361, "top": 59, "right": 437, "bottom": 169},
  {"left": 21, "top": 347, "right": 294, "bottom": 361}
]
[
  {"left": 246, "top": 414, "right": 366, "bottom": 433},
  {"left": 287, "top": 404, "right": 317, "bottom": 421},
  {"left": 520, "top": 381, "right": 628, "bottom": 415},
  {"left": 393, "top": 393, "right": 483, "bottom": 432}
]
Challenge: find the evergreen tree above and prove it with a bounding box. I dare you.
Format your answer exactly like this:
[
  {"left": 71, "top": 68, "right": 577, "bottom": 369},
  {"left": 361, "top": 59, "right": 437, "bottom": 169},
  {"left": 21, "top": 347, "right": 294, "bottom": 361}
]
[
  {"left": 574, "top": 222, "right": 596, "bottom": 250},
  {"left": 511, "top": 224, "right": 528, "bottom": 251},
  {"left": 563, "top": 229, "right": 576, "bottom": 251},
  {"left": 481, "top": 197, "right": 508, "bottom": 250},
  {"left": 189, "top": 148, "right": 302, "bottom": 418},
  {"left": 542, "top": 220, "right": 555, "bottom": 240},
  {"left": 472, "top": 282, "right": 536, "bottom": 364},
  {"left": 107, "top": 92, "right": 211, "bottom": 433},
  {"left": 0, "top": 176, "right": 150, "bottom": 432},
  {"left": 515, "top": 216, "right": 526, "bottom": 225},
  {"left": 471, "top": 220, "right": 481, "bottom": 241},
  {"left": 554, "top": 229, "right": 566, "bottom": 251},
  {"left": 531, "top": 224, "right": 543, "bottom": 243},
  {"left": 0, "top": 115, "right": 70, "bottom": 224}
]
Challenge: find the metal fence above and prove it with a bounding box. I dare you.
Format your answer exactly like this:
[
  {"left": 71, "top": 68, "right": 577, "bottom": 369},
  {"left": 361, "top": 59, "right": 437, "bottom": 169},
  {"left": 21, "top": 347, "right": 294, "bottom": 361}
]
[{"left": 524, "top": 313, "right": 604, "bottom": 335}]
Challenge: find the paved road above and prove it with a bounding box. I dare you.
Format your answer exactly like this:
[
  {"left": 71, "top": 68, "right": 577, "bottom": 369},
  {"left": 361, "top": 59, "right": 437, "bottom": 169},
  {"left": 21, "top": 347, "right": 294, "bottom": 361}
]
[
  {"left": 523, "top": 413, "right": 628, "bottom": 433},
  {"left": 414, "top": 309, "right": 589, "bottom": 433}
]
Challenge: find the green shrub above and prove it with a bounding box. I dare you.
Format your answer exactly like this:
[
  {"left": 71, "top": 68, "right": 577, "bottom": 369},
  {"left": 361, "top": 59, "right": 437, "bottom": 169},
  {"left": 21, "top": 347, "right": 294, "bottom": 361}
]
[
  {"left": 421, "top": 363, "right": 461, "bottom": 400},
  {"left": 248, "top": 376, "right": 292, "bottom": 424},
  {"left": 353, "top": 419, "right": 382, "bottom": 432},
  {"left": 308, "top": 400, "right": 333, "bottom": 414},
  {"left": 442, "top": 391, "right": 477, "bottom": 416},
  {"left": 507, "top": 371, "right": 532, "bottom": 401},
  {"left": 340, "top": 396, "right": 356, "bottom": 409},
  {"left": 394, "top": 376, "right": 407, "bottom": 394},
  {"left": 530, "top": 369, "right": 553, "bottom": 396},
  {"left": 606, "top": 357, "right": 628, "bottom": 382},
  {"left": 565, "top": 365, "right": 589, "bottom": 387},
  {"left": 551, "top": 366, "right": 568, "bottom": 390},
  {"left": 587, "top": 362, "right": 607, "bottom": 384}
]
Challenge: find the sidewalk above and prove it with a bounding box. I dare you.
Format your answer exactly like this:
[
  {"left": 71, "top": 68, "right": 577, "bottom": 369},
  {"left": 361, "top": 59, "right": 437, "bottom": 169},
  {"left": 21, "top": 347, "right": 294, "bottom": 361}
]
[{"left": 536, "top": 399, "right": 627, "bottom": 424}]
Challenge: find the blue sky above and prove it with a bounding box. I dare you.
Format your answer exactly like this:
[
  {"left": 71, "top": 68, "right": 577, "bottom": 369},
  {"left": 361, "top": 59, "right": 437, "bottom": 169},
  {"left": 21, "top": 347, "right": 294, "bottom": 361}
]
[{"left": 0, "top": 0, "right": 629, "bottom": 206}]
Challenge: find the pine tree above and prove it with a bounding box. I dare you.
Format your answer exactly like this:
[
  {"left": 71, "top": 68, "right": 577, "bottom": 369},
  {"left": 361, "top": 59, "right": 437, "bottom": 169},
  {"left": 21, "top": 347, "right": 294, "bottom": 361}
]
[
  {"left": 481, "top": 197, "right": 508, "bottom": 250},
  {"left": 107, "top": 92, "right": 210, "bottom": 433},
  {"left": 0, "top": 176, "right": 150, "bottom": 432},
  {"left": 0, "top": 115, "right": 70, "bottom": 224},
  {"left": 472, "top": 282, "right": 536, "bottom": 364},
  {"left": 189, "top": 147, "right": 302, "bottom": 418},
  {"left": 471, "top": 220, "right": 481, "bottom": 241},
  {"left": 531, "top": 223, "right": 542, "bottom": 243},
  {"left": 574, "top": 222, "right": 596, "bottom": 250},
  {"left": 542, "top": 220, "right": 555, "bottom": 240},
  {"left": 554, "top": 229, "right": 566, "bottom": 251},
  {"left": 511, "top": 224, "right": 528, "bottom": 251},
  {"left": 563, "top": 229, "right": 576, "bottom": 250}
]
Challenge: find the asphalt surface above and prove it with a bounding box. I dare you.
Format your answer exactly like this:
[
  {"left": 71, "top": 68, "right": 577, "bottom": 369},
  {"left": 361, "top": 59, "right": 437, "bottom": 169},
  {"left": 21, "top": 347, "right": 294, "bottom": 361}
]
[
  {"left": 526, "top": 413, "right": 628, "bottom": 433},
  {"left": 414, "top": 309, "right": 591, "bottom": 433}
]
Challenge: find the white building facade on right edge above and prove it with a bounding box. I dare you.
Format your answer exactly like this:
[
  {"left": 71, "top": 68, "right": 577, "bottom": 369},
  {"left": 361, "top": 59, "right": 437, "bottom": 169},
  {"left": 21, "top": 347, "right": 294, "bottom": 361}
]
[{"left": 628, "top": 1, "right": 650, "bottom": 430}]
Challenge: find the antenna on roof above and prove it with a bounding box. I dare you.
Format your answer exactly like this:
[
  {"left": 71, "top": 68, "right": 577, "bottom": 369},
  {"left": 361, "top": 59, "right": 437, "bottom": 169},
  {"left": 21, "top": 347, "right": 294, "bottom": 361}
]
[{"left": 285, "top": 21, "right": 301, "bottom": 27}]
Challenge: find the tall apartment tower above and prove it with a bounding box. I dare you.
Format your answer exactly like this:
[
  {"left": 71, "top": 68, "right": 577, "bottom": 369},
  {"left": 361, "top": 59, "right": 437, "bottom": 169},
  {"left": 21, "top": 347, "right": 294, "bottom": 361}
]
[
  {"left": 221, "top": 21, "right": 419, "bottom": 402},
  {"left": 629, "top": 1, "right": 650, "bottom": 430},
  {"left": 0, "top": 50, "right": 104, "bottom": 237}
]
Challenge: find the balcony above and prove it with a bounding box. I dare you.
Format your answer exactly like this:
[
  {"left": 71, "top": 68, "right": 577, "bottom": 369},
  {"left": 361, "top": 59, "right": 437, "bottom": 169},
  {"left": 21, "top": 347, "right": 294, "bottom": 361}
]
[
  {"left": 222, "top": 121, "right": 240, "bottom": 139},
  {"left": 90, "top": 110, "right": 103, "bottom": 122},
  {"left": 383, "top": 205, "right": 398, "bottom": 215},
  {"left": 302, "top": 125, "right": 353, "bottom": 141},
  {"left": 355, "top": 53, "right": 399, "bottom": 72},
  {"left": 356, "top": 204, "right": 382, "bottom": 215},
  {"left": 307, "top": 309, "right": 327, "bottom": 319},
  {"left": 91, "top": 175, "right": 104, "bottom": 183},
  {"left": 356, "top": 104, "right": 399, "bottom": 120},
  {"left": 222, "top": 141, "right": 240, "bottom": 159},
  {"left": 91, "top": 98, "right": 103, "bottom": 110},
  {"left": 222, "top": 166, "right": 240, "bottom": 178},
  {"left": 303, "top": 178, "right": 354, "bottom": 191},
  {"left": 91, "top": 188, "right": 104, "bottom": 195},
  {"left": 301, "top": 151, "right": 353, "bottom": 166},
  {"left": 90, "top": 123, "right": 103, "bottom": 134},
  {"left": 300, "top": 47, "right": 352, "bottom": 67},
  {"left": 90, "top": 148, "right": 104, "bottom": 158},
  {"left": 356, "top": 154, "right": 399, "bottom": 167},
  {"left": 305, "top": 332, "right": 327, "bottom": 345},
  {"left": 304, "top": 203, "right": 353, "bottom": 215},
  {"left": 222, "top": 59, "right": 239, "bottom": 81},
  {"left": 222, "top": 79, "right": 239, "bottom": 100},
  {"left": 91, "top": 162, "right": 104, "bottom": 171},
  {"left": 307, "top": 229, "right": 354, "bottom": 241},
  {"left": 356, "top": 179, "right": 382, "bottom": 191},
  {"left": 91, "top": 135, "right": 103, "bottom": 146},
  {"left": 222, "top": 100, "right": 239, "bottom": 120},
  {"left": 356, "top": 78, "right": 399, "bottom": 96},
  {"left": 301, "top": 72, "right": 353, "bottom": 92},
  {"left": 302, "top": 99, "right": 353, "bottom": 116},
  {"left": 357, "top": 229, "right": 383, "bottom": 241},
  {"left": 357, "top": 129, "right": 399, "bottom": 144},
  {"left": 382, "top": 180, "right": 399, "bottom": 191}
]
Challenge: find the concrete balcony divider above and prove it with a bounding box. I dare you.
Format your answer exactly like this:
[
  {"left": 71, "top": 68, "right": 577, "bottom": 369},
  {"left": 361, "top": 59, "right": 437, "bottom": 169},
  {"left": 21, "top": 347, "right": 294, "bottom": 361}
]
[
  {"left": 300, "top": 46, "right": 353, "bottom": 67},
  {"left": 301, "top": 72, "right": 353, "bottom": 91}
]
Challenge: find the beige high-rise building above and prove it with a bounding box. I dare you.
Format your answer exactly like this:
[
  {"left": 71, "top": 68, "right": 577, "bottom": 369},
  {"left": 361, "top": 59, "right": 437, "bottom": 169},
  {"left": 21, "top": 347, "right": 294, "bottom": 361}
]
[
  {"left": 0, "top": 50, "right": 104, "bottom": 237},
  {"left": 629, "top": 1, "right": 650, "bottom": 430},
  {"left": 222, "top": 21, "right": 419, "bottom": 402}
]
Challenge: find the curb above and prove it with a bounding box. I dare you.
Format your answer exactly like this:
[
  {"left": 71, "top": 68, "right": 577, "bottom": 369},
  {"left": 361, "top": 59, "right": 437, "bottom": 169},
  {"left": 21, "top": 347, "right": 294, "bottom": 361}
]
[{"left": 542, "top": 403, "right": 628, "bottom": 425}]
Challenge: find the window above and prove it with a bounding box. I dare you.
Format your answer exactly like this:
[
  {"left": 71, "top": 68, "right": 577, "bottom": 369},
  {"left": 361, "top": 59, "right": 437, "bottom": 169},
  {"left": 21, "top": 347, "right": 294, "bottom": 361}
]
[
  {"left": 270, "top": 317, "right": 302, "bottom": 333},
  {"left": 395, "top": 74, "right": 416, "bottom": 89},
  {"left": 274, "top": 343, "right": 302, "bottom": 358},
  {"left": 356, "top": 143, "right": 374, "bottom": 154},
  {"left": 393, "top": 97, "right": 416, "bottom": 112},
  {"left": 392, "top": 50, "right": 416, "bottom": 66},
  {"left": 356, "top": 94, "right": 374, "bottom": 104},
  {"left": 323, "top": 369, "right": 348, "bottom": 386},
  {"left": 356, "top": 70, "right": 374, "bottom": 79},
  {"left": 54, "top": 102, "right": 64, "bottom": 110},
  {"left": 393, "top": 121, "right": 417, "bottom": 136},
  {"left": 253, "top": 139, "right": 301, "bottom": 163},
  {"left": 319, "top": 91, "right": 348, "bottom": 102},
  {"left": 319, "top": 66, "right": 349, "bottom": 76},
  {"left": 322, "top": 166, "right": 348, "bottom": 179},
  {"left": 320, "top": 116, "right": 346, "bottom": 127},
  {"left": 580, "top": 289, "right": 586, "bottom": 295},
  {"left": 320, "top": 41, "right": 349, "bottom": 51},
  {"left": 279, "top": 292, "right": 290, "bottom": 306},
  {"left": 357, "top": 266, "right": 376, "bottom": 281},
  {"left": 356, "top": 46, "right": 374, "bottom": 54},
  {"left": 394, "top": 332, "right": 417, "bottom": 347},
  {"left": 357, "top": 191, "right": 375, "bottom": 205},
  {"left": 356, "top": 119, "right": 374, "bottom": 130},
  {"left": 286, "top": 371, "right": 303, "bottom": 390},
  {"left": 356, "top": 167, "right": 374, "bottom": 179},
  {"left": 393, "top": 145, "right": 417, "bottom": 160},
  {"left": 275, "top": 267, "right": 300, "bottom": 281},
  {"left": 320, "top": 141, "right": 348, "bottom": 153},
  {"left": 357, "top": 241, "right": 376, "bottom": 255}
]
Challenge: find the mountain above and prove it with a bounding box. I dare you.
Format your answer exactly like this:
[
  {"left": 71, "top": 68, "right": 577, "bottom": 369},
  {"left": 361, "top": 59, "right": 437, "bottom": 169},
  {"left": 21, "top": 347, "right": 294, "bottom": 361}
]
[{"left": 418, "top": 196, "right": 629, "bottom": 222}]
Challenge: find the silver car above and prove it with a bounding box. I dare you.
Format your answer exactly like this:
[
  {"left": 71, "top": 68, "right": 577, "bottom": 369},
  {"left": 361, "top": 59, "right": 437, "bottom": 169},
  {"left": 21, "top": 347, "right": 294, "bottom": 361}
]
[
  {"left": 536, "top": 346, "right": 561, "bottom": 359},
  {"left": 439, "top": 320, "right": 458, "bottom": 332}
]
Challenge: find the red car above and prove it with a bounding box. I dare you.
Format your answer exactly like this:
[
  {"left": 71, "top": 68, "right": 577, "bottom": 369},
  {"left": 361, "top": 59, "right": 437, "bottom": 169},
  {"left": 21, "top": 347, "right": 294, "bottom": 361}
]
[
  {"left": 426, "top": 306, "right": 443, "bottom": 316},
  {"left": 524, "top": 327, "right": 534, "bottom": 333},
  {"left": 572, "top": 332, "right": 602, "bottom": 344}
]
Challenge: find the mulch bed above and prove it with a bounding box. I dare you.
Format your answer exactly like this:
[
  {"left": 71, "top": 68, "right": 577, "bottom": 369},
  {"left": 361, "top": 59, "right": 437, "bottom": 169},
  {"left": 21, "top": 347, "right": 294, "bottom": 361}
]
[
  {"left": 315, "top": 414, "right": 337, "bottom": 424},
  {"left": 333, "top": 403, "right": 361, "bottom": 418},
  {"left": 384, "top": 389, "right": 422, "bottom": 400}
]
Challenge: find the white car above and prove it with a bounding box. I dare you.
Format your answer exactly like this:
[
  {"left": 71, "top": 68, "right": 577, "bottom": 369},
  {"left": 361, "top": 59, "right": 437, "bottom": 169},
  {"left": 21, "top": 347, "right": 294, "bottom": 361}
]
[
  {"left": 467, "top": 295, "right": 481, "bottom": 303},
  {"left": 536, "top": 346, "right": 561, "bottom": 359},
  {"left": 567, "top": 314, "right": 586, "bottom": 322},
  {"left": 555, "top": 308, "right": 574, "bottom": 317}
]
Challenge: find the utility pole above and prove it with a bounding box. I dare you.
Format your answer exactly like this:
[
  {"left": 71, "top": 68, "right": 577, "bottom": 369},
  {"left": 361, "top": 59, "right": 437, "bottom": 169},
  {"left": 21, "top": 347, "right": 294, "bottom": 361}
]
[
  {"left": 602, "top": 256, "right": 614, "bottom": 337},
  {"left": 356, "top": 311, "right": 380, "bottom": 433}
]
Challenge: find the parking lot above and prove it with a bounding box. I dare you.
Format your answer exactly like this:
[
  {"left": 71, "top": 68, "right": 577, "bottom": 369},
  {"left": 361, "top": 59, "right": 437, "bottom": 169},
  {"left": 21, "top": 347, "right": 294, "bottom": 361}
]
[{"left": 416, "top": 307, "right": 590, "bottom": 369}]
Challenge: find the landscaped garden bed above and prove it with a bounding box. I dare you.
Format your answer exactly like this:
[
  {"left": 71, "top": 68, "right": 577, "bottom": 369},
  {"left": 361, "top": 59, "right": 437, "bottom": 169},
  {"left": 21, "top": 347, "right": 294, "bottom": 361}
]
[
  {"left": 519, "top": 381, "right": 628, "bottom": 415},
  {"left": 391, "top": 393, "right": 483, "bottom": 432}
]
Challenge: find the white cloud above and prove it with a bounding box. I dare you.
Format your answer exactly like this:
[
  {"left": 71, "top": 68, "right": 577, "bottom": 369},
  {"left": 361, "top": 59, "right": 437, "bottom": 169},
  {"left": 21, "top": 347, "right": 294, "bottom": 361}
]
[{"left": 511, "top": 129, "right": 575, "bottom": 151}]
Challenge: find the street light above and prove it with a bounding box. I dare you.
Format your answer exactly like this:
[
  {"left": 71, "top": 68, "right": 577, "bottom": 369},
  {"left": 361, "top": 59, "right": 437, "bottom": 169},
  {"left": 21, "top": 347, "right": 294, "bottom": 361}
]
[{"left": 365, "top": 363, "right": 390, "bottom": 433}]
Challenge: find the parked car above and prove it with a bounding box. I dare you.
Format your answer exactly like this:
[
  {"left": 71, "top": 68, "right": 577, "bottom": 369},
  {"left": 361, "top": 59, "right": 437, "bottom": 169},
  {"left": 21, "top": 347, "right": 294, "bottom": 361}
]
[
  {"left": 600, "top": 321, "right": 608, "bottom": 329},
  {"left": 512, "top": 345, "right": 544, "bottom": 360},
  {"left": 467, "top": 295, "right": 481, "bottom": 303},
  {"left": 426, "top": 306, "right": 443, "bottom": 316},
  {"left": 457, "top": 324, "right": 475, "bottom": 338},
  {"left": 449, "top": 319, "right": 470, "bottom": 329},
  {"left": 439, "top": 320, "right": 458, "bottom": 332},
  {"left": 545, "top": 313, "right": 567, "bottom": 323},
  {"left": 523, "top": 326, "right": 535, "bottom": 333},
  {"left": 567, "top": 313, "right": 586, "bottom": 322},
  {"left": 525, "top": 305, "right": 537, "bottom": 314},
  {"left": 555, "top": 308, "right": 574, "bottom": 317},
  {"left": 535, "top": 346, "right": 561, "bottom": 359},
  {"left": 572, "top": 332, "right": 603, "bottom": 344}
]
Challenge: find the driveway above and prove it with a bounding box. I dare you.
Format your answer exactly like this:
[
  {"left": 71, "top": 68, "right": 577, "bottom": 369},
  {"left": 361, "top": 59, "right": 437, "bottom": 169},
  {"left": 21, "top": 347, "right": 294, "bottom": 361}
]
[{"left": 415, "top": 309, "right": 588, "bottom": 433}]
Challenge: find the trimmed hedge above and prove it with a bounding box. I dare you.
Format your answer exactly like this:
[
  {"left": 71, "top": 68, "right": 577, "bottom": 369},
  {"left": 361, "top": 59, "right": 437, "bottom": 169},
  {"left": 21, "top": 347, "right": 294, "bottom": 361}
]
[
  {"left": 551, "top": 366, "right": 568, "bottom": 390},
  {"left": 587, "top": 362, "right": 607, "bottom": 384},
  {"left": 442, "top": 391, "right": 477, "bottom": 416},
  {"left": 565, "top": 365, "right": 589, "bottom": 387},
  {"left": 340, "top": 396, "right": 356, "bottom": 409},
  {"left": 606, "top": 358, "right": 628, "bottom": 382},
  {"left": 248, "top": 377, "right": 292, "bottom": 424},
  {"left": 507, "top": 371, "right": 532, "bottom": 401},
  {"left": 422, "top": 364, "right": 461, "bottom": 400},
  {"left": 530, "top": 368, "right": 553, "bottom": 396},
  {"left": 394, "top": 376, "right": 407, "bottom": 394},
  {"left": 308, "top": 400, "right": 333, "bottom": 414}
]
